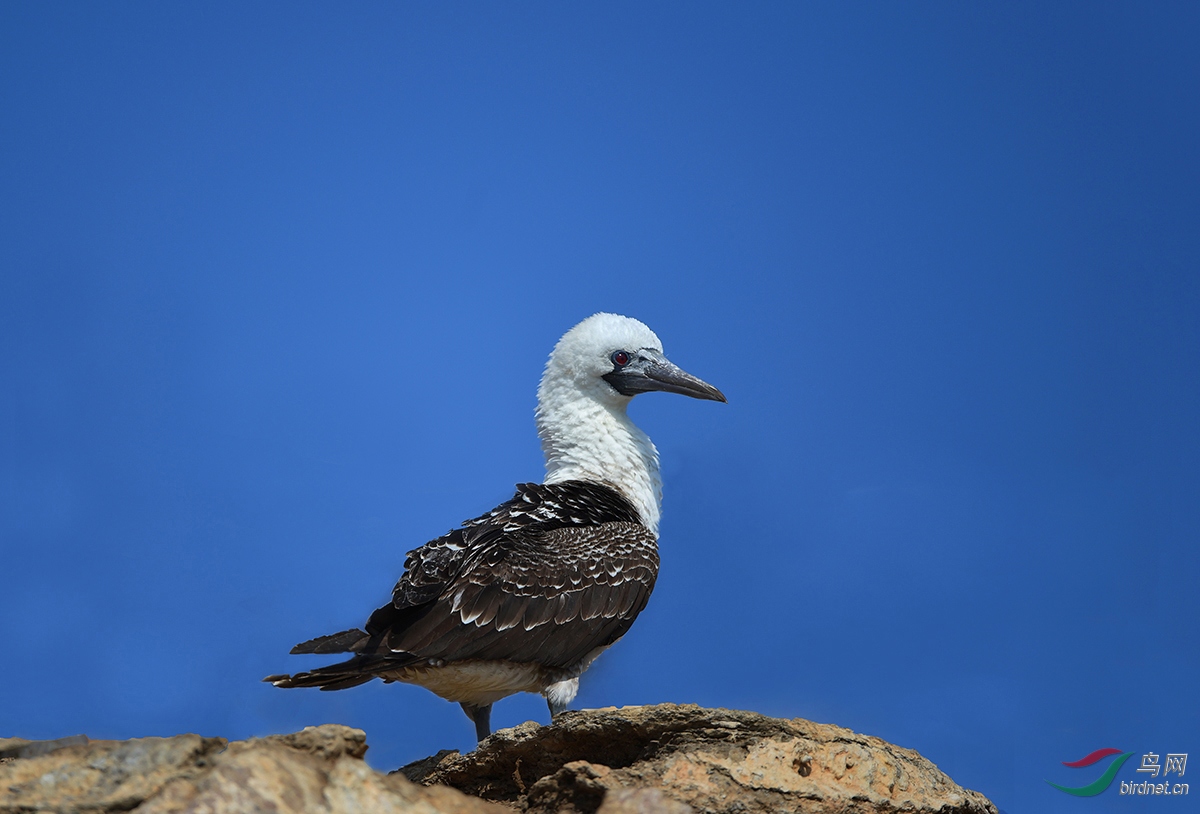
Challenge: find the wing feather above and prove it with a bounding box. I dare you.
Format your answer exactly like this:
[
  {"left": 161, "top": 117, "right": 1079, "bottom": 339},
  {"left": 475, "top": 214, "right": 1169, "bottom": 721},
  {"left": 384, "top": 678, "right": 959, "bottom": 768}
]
[
  {"left": 580, "top": 585, "right": 607, "bottom": 620},
  {"left": 364, "top": 521, "right": 657, "bottom": 670},
  {"left": 282, "top": 481, "right": 659, "bottom": 683},
  {"left": 522, "top": 596, "right": 559, "bottom": 629},
  {"left": 552, "top": 590, "right": 582, "bottom": 625},
  {"left": 494, "top": 594, "right": 529, "bottom": 631}
]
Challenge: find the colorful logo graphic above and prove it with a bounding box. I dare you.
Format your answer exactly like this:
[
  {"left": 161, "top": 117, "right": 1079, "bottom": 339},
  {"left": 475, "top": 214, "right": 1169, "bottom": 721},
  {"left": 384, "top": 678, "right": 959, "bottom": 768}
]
[
  {"left": 1046, "top": 748, "right": 1135, "bottom": 796},
  {"left": 1048, "top": 748, "right": 1189, "bottom": 797}
]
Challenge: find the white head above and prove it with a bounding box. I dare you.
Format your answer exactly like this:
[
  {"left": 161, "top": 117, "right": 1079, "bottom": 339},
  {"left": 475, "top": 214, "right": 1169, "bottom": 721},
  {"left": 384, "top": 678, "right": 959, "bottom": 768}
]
[{"left": 536, "top": 313, "right": 725, "bottom": 534}]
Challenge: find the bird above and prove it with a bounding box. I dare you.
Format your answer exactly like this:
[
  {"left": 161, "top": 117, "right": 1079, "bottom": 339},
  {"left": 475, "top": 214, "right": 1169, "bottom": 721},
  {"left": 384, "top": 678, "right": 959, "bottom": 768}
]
[{"left": 264, "top": 313, "right": 725, "bottom": 743}]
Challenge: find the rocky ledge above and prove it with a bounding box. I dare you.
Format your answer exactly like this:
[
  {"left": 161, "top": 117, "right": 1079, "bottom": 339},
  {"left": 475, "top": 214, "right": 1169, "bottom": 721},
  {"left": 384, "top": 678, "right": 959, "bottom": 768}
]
[
  {"left": 400, "top": 704, "right": 996, "bottom": 814},
  {"left": 1, "top": 704, "right": 996, "bottom": 814}
]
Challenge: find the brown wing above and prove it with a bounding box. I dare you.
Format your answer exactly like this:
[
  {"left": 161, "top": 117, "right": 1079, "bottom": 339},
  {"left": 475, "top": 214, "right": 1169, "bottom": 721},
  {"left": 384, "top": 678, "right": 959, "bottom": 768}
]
[
  {"left": 367, "top": 521, "right": 658, "bottom": 670},
  {"left": 389, "top": 480, "right": 643, "bottom": 610}
]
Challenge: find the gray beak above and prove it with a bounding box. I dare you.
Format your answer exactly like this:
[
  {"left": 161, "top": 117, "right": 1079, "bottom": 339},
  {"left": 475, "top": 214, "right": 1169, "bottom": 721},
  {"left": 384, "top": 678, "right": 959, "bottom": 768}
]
[{"left": 604, "top": 351, "right": 727, "bottom": 402}]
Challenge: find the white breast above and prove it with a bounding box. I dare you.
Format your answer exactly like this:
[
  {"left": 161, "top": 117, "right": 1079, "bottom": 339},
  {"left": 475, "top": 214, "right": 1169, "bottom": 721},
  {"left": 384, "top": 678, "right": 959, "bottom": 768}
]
[{"left": 384, "top": 660, "right": 548, "bottom": 706}]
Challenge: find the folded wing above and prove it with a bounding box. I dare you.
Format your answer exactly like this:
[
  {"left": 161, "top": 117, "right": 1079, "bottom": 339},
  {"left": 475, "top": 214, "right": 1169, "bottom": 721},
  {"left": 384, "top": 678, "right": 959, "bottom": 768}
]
[{"left": 269, "top": 481, "right": 658, "bottom": 689}]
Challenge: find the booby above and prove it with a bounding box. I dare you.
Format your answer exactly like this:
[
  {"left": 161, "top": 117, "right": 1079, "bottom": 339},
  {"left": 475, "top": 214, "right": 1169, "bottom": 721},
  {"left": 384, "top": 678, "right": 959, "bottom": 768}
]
[{"left": 265, "top": 313, "right": 725, "bottom": 742}]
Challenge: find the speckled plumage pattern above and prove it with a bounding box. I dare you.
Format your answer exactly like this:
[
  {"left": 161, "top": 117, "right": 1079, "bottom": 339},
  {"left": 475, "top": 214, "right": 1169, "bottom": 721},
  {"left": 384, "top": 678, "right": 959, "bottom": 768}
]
[
  {"left": 268, "top": 480, "right": 658, "bottom": 705},
  {"left": 266, "top": 313, "right": 723, "bottom": 740}
]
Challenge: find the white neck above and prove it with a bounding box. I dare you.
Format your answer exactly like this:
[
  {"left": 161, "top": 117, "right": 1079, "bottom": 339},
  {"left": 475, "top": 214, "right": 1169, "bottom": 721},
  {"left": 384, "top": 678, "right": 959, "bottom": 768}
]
[{"left": 535, "top": 385, "right": 662, "bottom": 536}]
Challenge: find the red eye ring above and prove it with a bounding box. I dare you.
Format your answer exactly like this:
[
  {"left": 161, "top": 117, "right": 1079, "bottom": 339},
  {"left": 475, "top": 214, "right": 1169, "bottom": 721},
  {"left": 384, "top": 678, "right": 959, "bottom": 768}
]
[{"left": 612, "top": 351, "right": 630, "bottom": 367}]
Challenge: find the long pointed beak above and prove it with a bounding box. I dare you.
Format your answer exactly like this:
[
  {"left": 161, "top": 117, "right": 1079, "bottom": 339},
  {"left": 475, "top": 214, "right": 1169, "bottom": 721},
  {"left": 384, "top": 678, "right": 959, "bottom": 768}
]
[
  {"left": 604, "top": 351, "right": 727, "bottom": 402},
  {"left": 642, "top": 358, "right": 727, "bottom": 402}
]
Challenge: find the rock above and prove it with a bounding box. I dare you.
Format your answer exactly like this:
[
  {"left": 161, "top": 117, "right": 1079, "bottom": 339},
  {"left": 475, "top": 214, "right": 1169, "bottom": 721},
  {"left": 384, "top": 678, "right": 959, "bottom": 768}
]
[
  {"left": 402, "top": 703, "right": 998, "bottom": 814},
  {"left": 596, "top": 788, "right": 693, "bottom": 814},
  {"left": 0, "top": 736, "right": 89, "bottom": 761},
  {"left": 0, "top": 725, "right": 504, "bottom": 814},
  {"left": 2, "top": 706, "right": 997, "bottom": 814}
]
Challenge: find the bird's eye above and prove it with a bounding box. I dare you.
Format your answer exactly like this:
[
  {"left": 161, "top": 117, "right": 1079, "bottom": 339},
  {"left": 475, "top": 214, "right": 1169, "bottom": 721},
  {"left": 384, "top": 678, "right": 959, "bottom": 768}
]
[{"left": 612, "top": 351, "right": 631, "bottom": 367}]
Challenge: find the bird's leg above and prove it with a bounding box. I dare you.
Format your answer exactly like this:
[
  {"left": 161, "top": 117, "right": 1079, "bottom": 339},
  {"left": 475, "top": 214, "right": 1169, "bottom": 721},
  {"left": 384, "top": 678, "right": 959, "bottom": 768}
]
[
  {"left": 459, "top": 702, "right": 492, "bottom": 743},
  {"left": 547, "top": 697, "right": 568, "bottom": 719},
  {"left": 544, "top": 677, "right": 578, "bottom": 721}
]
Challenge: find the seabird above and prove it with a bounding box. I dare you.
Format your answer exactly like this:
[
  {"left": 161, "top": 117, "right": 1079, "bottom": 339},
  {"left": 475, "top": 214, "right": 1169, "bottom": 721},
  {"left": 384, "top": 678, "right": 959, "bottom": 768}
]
[{"left": 265, "top": 313, "right": 725, "bottom": 742}]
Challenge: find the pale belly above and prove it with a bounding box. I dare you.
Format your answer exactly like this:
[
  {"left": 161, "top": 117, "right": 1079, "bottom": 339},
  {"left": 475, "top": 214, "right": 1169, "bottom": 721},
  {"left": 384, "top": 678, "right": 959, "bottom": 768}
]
[{"left": 381, "top": 660, "right": 549, "bottom": 706}]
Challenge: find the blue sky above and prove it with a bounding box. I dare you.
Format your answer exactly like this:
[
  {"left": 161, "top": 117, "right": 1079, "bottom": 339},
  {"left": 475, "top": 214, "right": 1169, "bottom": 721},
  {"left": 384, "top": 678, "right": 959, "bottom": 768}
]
[{"left": 2, "top": 4, "right": 1197, "bottom": 812}]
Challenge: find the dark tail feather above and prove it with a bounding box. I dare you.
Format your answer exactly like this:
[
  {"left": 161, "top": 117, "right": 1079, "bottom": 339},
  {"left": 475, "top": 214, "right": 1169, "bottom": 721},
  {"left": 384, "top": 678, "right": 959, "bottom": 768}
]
[
  {"left": 314, "top": 674, "right": 375, "bottom": 691},
  {"left": 290, "top": 628, "right": 370, "bottom": 655},
  {"left": 264, "top": 653, "right": 414, "bottom": 691},
  {"left": 264, "top": 666, "right": 373, "bottom": 691}
]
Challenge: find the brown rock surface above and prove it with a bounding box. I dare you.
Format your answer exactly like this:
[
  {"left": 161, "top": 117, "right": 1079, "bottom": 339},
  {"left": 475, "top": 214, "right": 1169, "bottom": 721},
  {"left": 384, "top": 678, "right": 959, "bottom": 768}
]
[
  {"left": 3, "top": 706, "right": 997, "bottom": 813},
  {"left": 0, "top": 725, "right": 503, "bottom": 814},
  {"left": 401, "top": 703, "right": 997, "bottom": 814}
]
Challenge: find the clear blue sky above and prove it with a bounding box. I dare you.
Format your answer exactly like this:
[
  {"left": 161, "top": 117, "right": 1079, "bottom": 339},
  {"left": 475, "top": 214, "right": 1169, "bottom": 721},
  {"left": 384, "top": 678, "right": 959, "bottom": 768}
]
[{"left": 2, "top": 4, "right": 1197, "bottom": 812}]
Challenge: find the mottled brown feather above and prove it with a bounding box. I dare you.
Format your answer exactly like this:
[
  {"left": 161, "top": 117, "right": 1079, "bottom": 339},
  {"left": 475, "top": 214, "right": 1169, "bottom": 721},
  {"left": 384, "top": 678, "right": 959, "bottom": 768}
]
[{"left": 271, "top": 481, "right": 658, "bottom": 689}]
